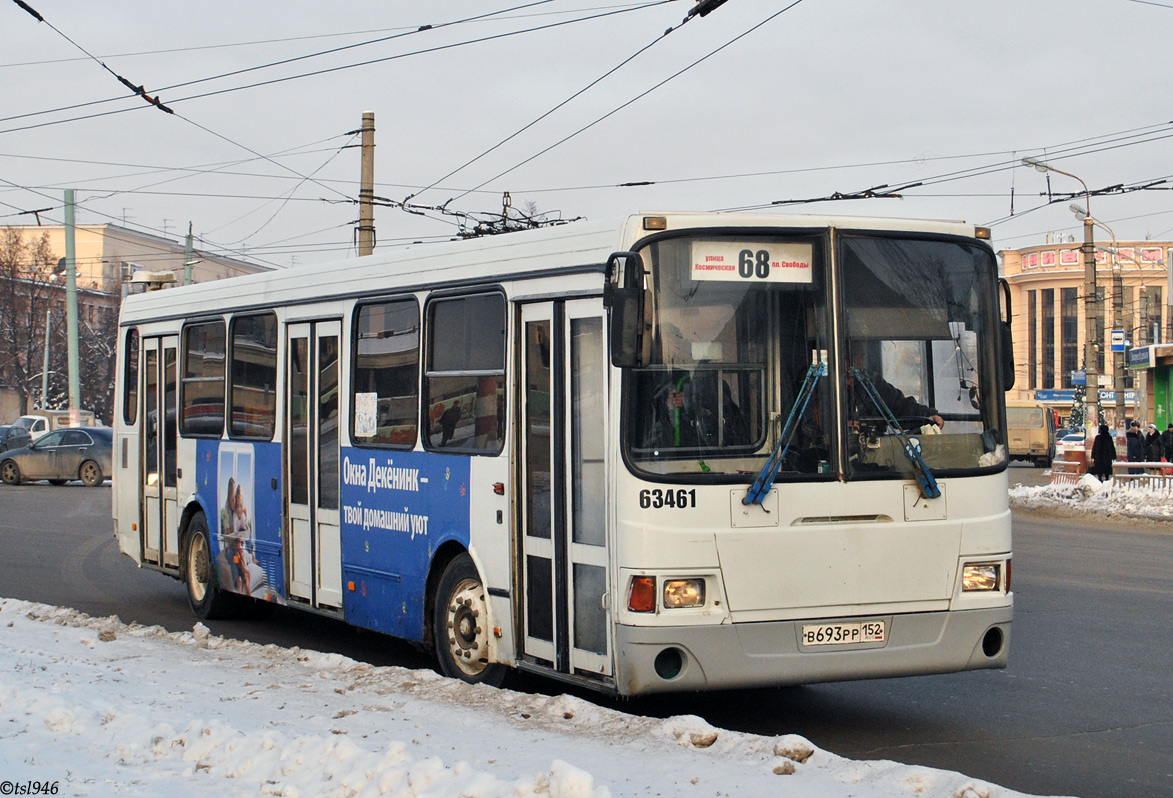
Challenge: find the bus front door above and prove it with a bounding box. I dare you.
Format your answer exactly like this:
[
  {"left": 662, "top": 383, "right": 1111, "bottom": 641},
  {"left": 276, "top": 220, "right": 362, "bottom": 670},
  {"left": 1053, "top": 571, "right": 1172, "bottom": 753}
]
[
  {"left": 141, "top": 335, "right": 179, "bottom": 568},
  {"left": 519, "top": 300, "right": 611, "bottom": 678},
  {"left": 285, "top": 321, "right": 343, "bottom": 609}
]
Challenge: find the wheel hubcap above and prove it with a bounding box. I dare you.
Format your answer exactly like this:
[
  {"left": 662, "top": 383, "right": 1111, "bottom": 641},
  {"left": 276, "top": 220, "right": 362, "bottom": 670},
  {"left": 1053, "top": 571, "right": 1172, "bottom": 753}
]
[
  {"left": 446, "top": 577, "right": 489, "bottom": 676},
  {"left": 188, "top": 535, "right": 209, "bottom": 602}
]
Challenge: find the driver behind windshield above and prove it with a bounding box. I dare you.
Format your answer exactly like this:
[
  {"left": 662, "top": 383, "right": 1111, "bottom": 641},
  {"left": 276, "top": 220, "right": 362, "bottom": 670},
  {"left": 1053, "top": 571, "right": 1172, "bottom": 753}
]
[{"left": 847, "top": 344, "right": 944, "bottom": 430}]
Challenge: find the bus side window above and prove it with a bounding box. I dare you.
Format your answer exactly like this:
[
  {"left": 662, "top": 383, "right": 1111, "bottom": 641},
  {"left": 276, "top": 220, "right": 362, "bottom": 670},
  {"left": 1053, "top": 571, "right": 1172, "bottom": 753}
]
[
  {"left": 352, "top": 298, "right": 420, "bottom": 448},
  {"left": 180, "top": 320, "right": 226, "bottom": 437},
  {"left": 123, "top": 329, "right": 139, "bottom": 425},
  {"left": 228, "top": 313, "right": 278, "bottom": 440},
  {"left": 423, "top": 293, "right": 506, "bottom": 453}
]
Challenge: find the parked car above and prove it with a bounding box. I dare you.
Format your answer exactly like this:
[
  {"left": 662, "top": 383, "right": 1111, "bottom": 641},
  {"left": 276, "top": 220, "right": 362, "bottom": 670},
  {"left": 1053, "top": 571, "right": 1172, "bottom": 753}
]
[
  {"left": 0, "top": 425, "right": 33, "bottom": 453},
  {"left": 0, "top": 426, "right": 112, "bottom": 487},
  {"left": 1058, "top": 431, "right": 1086, "bottom": 445}
]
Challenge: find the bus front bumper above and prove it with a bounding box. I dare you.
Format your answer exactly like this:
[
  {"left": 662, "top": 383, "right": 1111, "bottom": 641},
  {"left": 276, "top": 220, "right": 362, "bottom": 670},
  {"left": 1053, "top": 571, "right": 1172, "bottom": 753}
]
[{"left": 612, "top": 606, "right": 1012, "bottom": 696}]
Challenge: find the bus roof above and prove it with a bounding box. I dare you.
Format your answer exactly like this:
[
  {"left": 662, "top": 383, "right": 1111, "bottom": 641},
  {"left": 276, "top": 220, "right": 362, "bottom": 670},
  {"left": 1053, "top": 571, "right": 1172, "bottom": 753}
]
[{"left": 118, "top": 212, "right": 985, "bottom": 325}]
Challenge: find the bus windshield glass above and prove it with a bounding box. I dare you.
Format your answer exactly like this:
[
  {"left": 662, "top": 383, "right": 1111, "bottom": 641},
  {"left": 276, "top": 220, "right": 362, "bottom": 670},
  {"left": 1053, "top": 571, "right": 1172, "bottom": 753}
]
[{"left": 624, "top": 232, "right": 1006, "bottom": 480}]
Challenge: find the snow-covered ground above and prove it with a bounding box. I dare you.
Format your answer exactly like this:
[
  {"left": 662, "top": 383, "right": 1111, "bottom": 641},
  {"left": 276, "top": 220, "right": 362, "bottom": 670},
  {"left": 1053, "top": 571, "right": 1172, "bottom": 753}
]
[
  {"left": 0, "top": 598, "right": 1064, "bottom": 798},
  {"left": 1009, "top": 471, "right": 1173, "bottom": 522}
]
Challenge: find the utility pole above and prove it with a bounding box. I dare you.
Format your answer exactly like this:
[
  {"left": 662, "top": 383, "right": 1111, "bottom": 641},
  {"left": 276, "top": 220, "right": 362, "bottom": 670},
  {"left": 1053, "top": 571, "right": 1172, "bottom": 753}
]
[
  {"left": 357, "top": 111, "right": 376, "bottom": 256},
  {"left": 40, "top": 309, "right": 50, "bottom": 409},
  {"left": 184, "top": 222, "right": 194, "bottom": 285},
  {"left": 64, "top": 190, "right": 81, "bottom": 425}
]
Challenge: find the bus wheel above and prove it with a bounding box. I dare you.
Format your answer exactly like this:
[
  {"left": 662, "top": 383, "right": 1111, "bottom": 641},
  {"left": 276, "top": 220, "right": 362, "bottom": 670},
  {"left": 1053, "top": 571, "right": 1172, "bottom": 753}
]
[
  {"left": 79, "top": 460, "right": 104, "bottom": 487},
  {"left": 184, "top": 512, "right": 236, "bottom": 620},
  {"left": 433, "top": 553, "right": 506, "bottom": 687},
  {"left": 0, "top": 460, "right": 21, "bottom": 485}
]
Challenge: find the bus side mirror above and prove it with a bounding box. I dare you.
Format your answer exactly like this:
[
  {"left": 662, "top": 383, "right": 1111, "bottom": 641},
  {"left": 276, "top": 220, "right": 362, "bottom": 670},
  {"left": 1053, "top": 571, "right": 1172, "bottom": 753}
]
[
  {"left": 603, "top": 251, "right": 646, "bottom": 368},
  {"left": 999, "top": 278, "right": 1015, "bottom": 390}
]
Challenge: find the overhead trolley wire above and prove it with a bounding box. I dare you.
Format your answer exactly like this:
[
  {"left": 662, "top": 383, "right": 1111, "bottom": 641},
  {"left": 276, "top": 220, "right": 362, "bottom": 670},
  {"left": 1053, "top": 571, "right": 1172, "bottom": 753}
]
[
  {"left": 409, "top": 0, "right": 679, "bottom": 203},
  {"left": 0, "top": 175, "right": 289, "bottom": 270},
  {"left": 0, "top": 1, "right": 670, "bottom": 135},
  {"left": 440, "top": 0, "right": 811, "bottom": 205},
  {"left": 713, "top": 120, "right": 1173, "bottom": 215},
  {"left": 0, "top": 2, "right": 661, "bottom": 75},
  {"left": 0, "top": 0, "right": 561, "bottom": 125}
]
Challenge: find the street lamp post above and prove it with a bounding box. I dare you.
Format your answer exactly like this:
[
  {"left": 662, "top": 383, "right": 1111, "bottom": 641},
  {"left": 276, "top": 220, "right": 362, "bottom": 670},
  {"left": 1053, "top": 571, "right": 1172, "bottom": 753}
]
[
  {"left": 1079, "top": 213, "right": 1122, "bottom": 428},
  {"left": 1022, "top": 157, "right": 1098, "bottom": 438}
]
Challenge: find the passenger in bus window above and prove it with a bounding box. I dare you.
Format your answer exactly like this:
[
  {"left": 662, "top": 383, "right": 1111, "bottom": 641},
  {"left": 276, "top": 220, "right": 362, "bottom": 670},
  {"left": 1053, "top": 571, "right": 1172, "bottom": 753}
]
[
  {"left": 439, "top": 401, "right": 461, "bottom": 446},
  {"left": 720, "top": 380, "right": 750, "bottom": 446},
  {"left": 642, "top": 371, "right": 718, "bottom": 449}
]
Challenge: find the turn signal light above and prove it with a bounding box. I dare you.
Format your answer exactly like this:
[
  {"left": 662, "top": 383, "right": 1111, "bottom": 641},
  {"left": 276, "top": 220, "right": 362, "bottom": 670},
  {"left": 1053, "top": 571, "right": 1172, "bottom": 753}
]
[{"left": 628, "top": 576, "right": 656, "bottom": 612}]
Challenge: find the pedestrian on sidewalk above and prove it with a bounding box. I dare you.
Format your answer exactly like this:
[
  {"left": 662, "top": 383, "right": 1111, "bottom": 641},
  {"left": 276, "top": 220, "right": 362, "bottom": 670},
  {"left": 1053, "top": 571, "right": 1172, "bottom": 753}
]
[
  {"left": 1145, "top": 423, "right": 1163, "bottom": 463},
  {"left": 1090, "top": 424, "right": 1116, "bottom": 482},
  {"left": 1161, "top": 423, "right": 1173, "bottom": 462},
  {"left": 1126, "top": 421, "right": 1145, "bottom": 474}
]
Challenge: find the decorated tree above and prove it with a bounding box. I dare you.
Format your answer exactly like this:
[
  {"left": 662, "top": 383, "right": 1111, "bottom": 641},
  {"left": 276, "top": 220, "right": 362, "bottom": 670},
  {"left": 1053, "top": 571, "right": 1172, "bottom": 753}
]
[{"left": 1069, "top": 384, "right": 1085, "bottom": 430}]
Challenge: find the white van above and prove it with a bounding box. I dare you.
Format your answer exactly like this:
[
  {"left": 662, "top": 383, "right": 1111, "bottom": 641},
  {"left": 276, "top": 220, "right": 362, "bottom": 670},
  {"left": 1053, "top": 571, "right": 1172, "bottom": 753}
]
[{"left": 13, "top": 409, "right": 97, "bottom": 441}]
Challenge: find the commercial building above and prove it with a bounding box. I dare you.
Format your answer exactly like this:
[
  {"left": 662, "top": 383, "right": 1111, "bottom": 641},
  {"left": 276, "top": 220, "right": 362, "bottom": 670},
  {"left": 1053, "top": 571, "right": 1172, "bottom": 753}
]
[{"left": 999, "top": 236, "right": 1171, "bottom": 428}]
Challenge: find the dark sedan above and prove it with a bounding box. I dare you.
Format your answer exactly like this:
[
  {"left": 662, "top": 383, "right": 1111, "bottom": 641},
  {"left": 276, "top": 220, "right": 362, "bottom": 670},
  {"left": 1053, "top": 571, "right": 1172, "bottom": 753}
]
[
  {"left": 0, "top": 426, "right": 112, "bottom": 487},
  {"left": 0, "top": 424, "right": 32, "bottom": 453}
]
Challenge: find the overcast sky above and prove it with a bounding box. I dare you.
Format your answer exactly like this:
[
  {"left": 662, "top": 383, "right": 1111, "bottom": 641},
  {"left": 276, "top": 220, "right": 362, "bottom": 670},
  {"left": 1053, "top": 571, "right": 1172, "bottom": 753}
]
[{"left": 2, "top": 0, "right": 1170, "bottom": 269}]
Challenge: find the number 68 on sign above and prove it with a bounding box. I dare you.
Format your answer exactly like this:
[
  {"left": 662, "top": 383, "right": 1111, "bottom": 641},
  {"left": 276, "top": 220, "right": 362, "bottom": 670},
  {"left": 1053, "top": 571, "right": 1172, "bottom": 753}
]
[{"left": 690, "top": 241, "right": 813, "bottom": 284}]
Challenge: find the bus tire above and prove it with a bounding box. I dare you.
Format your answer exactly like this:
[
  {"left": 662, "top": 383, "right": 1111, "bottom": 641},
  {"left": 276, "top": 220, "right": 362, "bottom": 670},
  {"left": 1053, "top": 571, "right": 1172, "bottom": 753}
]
[
  {"left": 433, "top": 553, "right": 506, "bottom": 687},
  {"left": 79, "top": 460, "right": 104, "bottom": 487},
  {"left": 0, "top": 459, "right": 21, "bottom": 485},
  {"left": 183, "top": 512, "right": 236, "bottom": 620}
]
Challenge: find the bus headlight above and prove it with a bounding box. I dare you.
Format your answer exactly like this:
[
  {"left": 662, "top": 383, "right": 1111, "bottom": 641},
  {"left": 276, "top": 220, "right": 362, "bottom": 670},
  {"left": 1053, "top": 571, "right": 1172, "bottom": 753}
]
[
  {"left": 962, "top": 563, "right": 1001, "bottom": 592},
  {"left": 663, "top": 579, "right": 705, "bottom": 608}
]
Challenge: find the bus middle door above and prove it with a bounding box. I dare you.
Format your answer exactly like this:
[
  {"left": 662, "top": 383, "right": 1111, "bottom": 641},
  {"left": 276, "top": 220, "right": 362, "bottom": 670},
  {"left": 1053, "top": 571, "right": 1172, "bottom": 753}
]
[
  {"left": 285, "top": 321, "right": 343, "bottom": 609},
  {"left": 519, "top": 299, "right": 611, "bottom": 678}
]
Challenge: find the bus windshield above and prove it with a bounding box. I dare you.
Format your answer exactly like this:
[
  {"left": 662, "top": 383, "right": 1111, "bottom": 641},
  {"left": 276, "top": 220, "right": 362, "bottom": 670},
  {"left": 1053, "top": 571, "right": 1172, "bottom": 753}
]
[{"left": 624, "top": 232, "right": 1007, "bottom": 480}]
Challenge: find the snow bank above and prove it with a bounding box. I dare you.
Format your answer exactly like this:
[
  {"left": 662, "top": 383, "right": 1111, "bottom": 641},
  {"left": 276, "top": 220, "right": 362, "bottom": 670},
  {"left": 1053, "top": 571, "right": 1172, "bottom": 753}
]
[
  {"left": 1010, "top": 472, "right": 1173, "bottom": 522},
  {"left": 0, "top": 599, "right": 1061, "bottom": 797}
]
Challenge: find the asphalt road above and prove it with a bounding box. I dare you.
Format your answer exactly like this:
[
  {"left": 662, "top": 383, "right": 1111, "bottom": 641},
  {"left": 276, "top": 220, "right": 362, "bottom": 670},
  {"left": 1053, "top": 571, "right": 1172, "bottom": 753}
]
[{"left": 0, "top": 483, "right": 1170, "bottom": 798}]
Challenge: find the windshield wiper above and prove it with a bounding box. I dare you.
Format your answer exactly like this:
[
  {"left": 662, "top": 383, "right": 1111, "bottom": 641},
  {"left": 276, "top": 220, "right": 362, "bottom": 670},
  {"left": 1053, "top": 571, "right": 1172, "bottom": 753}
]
[
  {"left": 852, "top": 368, "right": 941, "bottom": 500},
  {"left": 743, "top": 361, "right": 825, "bottom": 506}
]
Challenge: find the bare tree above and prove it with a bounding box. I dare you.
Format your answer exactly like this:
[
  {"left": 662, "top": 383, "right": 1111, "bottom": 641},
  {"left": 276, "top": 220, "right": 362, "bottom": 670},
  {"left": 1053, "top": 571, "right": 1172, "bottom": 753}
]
[
  {"left": 77, "top": 303, "right": 119, "bottom": 423},
  {"left": 0, "top": 227, "right": 63, "bottom": 412},
  {"left": 0, "top": 227, "right": 119, "bottom": 421}
]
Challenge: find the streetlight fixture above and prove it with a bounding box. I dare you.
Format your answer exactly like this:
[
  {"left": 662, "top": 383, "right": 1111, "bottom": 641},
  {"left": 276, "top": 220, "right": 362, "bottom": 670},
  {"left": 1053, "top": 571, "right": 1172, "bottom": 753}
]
[{"left": 1022, "top": 157, "right": 1098, "bottom": 437}]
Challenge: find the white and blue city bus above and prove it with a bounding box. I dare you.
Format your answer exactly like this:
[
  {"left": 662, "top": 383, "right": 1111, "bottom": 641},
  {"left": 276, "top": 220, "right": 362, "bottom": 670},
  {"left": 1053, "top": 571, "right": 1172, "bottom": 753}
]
[{"left": 112, "top": 212, "right": 1013, "bottom": 695}]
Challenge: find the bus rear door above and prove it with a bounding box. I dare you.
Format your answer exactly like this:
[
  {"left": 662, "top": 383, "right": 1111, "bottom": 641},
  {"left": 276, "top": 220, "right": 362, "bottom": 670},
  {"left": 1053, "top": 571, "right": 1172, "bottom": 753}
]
[{"left": 141, "top": 335, "right": 180, "bottom": 568}]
